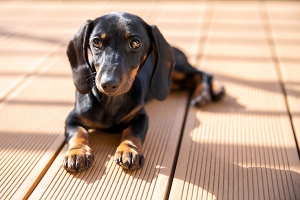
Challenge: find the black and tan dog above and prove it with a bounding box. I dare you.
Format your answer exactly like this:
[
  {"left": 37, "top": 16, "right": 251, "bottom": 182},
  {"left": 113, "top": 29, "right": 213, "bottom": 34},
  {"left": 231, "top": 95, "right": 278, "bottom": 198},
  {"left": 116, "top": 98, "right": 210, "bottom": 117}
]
[{"left": 63, "top": 12, "right": 224, "bottom": 172}]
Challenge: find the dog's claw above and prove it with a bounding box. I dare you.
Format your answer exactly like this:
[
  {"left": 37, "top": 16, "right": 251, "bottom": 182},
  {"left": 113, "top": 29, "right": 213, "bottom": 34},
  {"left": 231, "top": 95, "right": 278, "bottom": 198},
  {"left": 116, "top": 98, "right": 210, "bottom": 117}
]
[
  {"left": 114, "top": 152, "right": 122, "bottom": 164},
  {"left": 139, "top": 154, "right": 144, "bottom": 168},
  {"left": 86, "top": 154, "right": 94, "bottom": 168}
]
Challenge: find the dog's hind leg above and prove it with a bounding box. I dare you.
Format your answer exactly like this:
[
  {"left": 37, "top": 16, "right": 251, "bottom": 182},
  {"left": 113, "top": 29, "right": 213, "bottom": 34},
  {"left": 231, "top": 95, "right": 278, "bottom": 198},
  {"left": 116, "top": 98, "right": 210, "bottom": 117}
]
[{"left": 171, "top": 47, "right": 225, "bottom": 106}]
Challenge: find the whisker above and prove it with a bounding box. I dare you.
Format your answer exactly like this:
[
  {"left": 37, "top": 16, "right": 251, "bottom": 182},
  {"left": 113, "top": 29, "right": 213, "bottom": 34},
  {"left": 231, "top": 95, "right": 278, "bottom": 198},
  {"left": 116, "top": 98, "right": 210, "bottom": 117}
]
[
  {"left": 86, "top": 75, "right": 96, "bottom": 82},
  {"left": 84, "top": 72, "right": 96, "bottom": 77},
  {"left": 132, "top": 80, "right": 140, "bottom": 88}
]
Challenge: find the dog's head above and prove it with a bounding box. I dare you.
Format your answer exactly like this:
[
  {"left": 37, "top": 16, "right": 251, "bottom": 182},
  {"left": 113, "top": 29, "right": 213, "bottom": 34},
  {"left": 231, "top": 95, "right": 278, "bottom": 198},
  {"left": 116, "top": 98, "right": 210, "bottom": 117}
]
[{"left": 67, "top": 12, "right": 175, "bottom": 101}]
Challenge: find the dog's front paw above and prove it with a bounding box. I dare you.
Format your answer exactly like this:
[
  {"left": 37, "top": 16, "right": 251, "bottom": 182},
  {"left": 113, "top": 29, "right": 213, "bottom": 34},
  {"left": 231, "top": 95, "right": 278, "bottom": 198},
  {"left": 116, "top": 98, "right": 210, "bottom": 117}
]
[
  {"left": 114, "top": 141, "right": 144, "bottom": 170},
  {"left": 63, "top": 145, "right": 94, "bottom": 172}
]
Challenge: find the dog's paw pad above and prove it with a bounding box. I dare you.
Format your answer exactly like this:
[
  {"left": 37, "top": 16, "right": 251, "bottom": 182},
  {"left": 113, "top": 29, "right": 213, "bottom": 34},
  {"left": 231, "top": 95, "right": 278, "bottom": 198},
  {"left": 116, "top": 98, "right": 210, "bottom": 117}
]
[{"left": 63, "top": 145, "right": 94, "bottom": 173}]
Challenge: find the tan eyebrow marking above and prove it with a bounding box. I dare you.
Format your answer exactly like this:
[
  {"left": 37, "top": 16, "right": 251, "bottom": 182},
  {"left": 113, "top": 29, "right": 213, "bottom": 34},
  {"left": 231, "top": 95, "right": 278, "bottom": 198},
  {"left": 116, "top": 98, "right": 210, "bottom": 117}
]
[
  {"left": 101, "top": 33, "right": 106, "bottom": 39},
  {"left": 125, "top": 31, "right": 131, "bottom": 39}
]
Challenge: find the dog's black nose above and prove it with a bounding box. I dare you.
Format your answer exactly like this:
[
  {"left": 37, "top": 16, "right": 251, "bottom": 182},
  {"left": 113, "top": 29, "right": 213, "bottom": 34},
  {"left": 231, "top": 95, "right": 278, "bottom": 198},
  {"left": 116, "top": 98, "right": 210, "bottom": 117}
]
[{"left": 101, "top": 80, "right": 119, "bottom": 93}]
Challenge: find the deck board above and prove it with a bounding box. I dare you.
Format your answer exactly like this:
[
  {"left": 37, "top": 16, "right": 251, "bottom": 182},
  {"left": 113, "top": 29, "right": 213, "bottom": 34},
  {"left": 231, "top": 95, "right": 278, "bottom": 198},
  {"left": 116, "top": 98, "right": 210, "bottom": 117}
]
[
  {"left": 169, "top": 1, "right": 300, "bottom": 200},
  {"left": 0, "top": 54, "right": 75, "bottom": 199},
  {"left": 266, "top": 1, "right": 300, "bottom": 151}
]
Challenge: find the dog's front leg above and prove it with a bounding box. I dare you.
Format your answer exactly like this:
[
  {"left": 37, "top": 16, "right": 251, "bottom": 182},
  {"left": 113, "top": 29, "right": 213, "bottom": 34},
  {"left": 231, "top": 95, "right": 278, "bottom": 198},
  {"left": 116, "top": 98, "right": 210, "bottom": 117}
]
[
  {"left": 114, "top": 109, "right": 148, "bottom": 170},
  {"left": 63, "top": 114, "right": 94, "bottom": 172}
]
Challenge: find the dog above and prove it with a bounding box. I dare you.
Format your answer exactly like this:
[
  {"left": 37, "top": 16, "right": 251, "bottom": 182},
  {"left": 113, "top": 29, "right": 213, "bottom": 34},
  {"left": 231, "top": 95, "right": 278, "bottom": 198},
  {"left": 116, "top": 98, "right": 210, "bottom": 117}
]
[{"left": 63, "top": 12, "right": 224, "bottom": 172}]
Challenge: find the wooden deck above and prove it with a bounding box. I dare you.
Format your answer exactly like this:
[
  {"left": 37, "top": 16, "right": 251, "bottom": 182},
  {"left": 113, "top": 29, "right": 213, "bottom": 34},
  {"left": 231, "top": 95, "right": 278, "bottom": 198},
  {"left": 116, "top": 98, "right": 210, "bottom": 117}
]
[{"left": 0, "top": 1, "right": 299, "bottom": 199}]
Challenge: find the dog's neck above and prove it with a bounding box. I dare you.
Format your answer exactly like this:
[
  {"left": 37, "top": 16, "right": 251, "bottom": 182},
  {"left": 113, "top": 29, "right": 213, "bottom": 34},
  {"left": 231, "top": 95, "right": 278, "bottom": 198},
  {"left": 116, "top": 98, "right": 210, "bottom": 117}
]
[{"left": 91, "top": 86, "right": 134, "bottom": 117}]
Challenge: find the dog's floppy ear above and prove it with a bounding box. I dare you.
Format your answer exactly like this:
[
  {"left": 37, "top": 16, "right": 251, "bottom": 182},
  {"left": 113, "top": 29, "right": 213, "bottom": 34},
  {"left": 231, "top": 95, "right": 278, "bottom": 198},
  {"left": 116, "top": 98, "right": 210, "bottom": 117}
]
[
  {"left": 67, "top": 20, "right": 94, "bottom": 94},
  {"left": 149, "top": 26, "right": 175, "bottom": 101}
]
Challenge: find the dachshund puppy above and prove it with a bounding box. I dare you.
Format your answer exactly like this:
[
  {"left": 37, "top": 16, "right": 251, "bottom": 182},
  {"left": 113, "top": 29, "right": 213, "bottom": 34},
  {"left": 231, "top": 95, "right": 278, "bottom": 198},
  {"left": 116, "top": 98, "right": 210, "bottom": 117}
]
[{"left": 63, "top": 12, "right": 224, "bottom": 172}]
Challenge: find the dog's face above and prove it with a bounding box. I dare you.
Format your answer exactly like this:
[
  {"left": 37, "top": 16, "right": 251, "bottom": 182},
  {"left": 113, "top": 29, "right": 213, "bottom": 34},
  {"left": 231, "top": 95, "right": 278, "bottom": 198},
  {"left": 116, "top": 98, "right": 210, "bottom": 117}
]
[
  {"left": 67, "top": 12, "right": 175, "bottom": 101},
  {"left": 89, "top": 13, "right": 150, "bottom": 96}
]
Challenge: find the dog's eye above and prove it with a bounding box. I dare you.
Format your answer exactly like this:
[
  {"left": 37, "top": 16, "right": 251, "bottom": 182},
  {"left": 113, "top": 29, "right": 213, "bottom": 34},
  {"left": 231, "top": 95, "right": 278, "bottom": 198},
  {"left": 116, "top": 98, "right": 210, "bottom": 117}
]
[
  {"left": 92, "top": 38, "right": 102, "bottom": 48},
  {"left": 129, "top": 39, "right": 141, "bottom": 49}
]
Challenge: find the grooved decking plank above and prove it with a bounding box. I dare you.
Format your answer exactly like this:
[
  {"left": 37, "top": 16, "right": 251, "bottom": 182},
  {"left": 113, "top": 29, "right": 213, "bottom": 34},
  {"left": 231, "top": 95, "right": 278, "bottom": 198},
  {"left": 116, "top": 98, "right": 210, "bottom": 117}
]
[
  {"left": 0, "top": 1, "right": 107, "bottom": 198},
  {"left": 266, "top": 1, "right": 300, "bottom": 150},
  {"left": 0, "top": 54, "right": 76, "bottom": 200},
  {"left": 0, "top": 0, "right": 103, "bottom": 100},
  {"left": 0, "top": 2, "right": 111, "bottom": 198},
  {"left": 0, "top": 1, "right": 62, "bottom": 100},
  {"left": 280, "top": 63, "right": 300, "bottom": 151},
  {"left": 28, "top": 92, "right": 188, "bottom": 200},
  {"left": 169, "top": 1, "right": 300, "bottom": 200}
]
